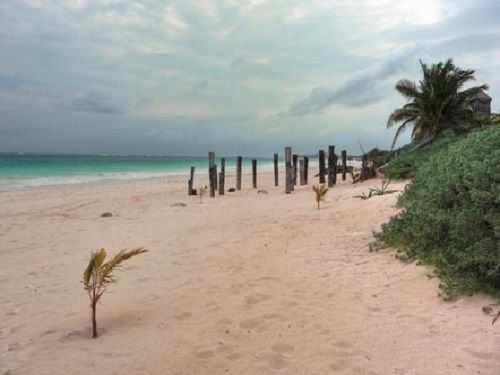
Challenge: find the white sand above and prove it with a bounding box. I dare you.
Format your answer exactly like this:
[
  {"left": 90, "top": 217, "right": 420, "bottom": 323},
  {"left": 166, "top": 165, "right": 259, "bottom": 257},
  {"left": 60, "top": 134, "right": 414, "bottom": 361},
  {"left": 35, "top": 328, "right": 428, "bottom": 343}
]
[{"left": 1, "top": 172, "right": 499, "bottom": 374}]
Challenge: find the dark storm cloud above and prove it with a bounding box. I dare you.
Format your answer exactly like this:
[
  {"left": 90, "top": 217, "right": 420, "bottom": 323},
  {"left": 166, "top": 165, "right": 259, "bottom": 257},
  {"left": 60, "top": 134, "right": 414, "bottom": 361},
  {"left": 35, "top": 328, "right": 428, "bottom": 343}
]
[
  {"left": 289, "top": 48, "right": 419, "bottom": 116},
  {"left": 61, "top": 91, "right": 126, "bottom": 115}
]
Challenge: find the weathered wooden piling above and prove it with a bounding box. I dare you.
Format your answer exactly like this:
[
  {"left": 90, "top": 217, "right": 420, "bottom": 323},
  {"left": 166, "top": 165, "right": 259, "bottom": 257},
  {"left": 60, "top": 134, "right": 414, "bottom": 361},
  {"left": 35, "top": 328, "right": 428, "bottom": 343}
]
[
  {"left": 273, "top": 153, "right": 279, "bottom": 187},
  {"left": 318, "top": 150, "right": 326, "bottom": 183},
  {"left": 209, "top": 164, "right": 217, "bottom": 197},
  {"left": 218, "top": 158, "right": 225, "bottom": 195},
  {"left": 304, "top": 156, "right": 309, "bottom": 184},
  {"left": 285, "top": 147, "right": 292, "bottom": 194},
  {"left": 252, "top": 159, "right": 257, "bottom": 189},
  {"left": 299, "top": 158, "right": 305, "bottom": 185},
  {"left": 208, "top": 152, "right": 217, "bottom": 187},
  {"left": 328, "top": 145, "right": 335, "bottom": 187},
  {"left": 188, "top": 166, "right": 195, "bottom": 195},
  {"left": 333, "top": 153, "right": 338, "bottom": 185},
  {"left": 292, "top": 154, "right": 298, "bottom": 186},
  {"left": 341, "top": 150, "right": 347, "bottom": 181},
  {"left": 236, "top": 156, "right": 242, "bottom": 190}
]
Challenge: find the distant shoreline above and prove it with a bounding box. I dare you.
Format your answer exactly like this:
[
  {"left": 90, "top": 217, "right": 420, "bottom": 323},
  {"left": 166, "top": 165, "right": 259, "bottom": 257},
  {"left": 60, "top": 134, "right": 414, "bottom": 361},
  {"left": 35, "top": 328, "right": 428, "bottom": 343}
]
[{"left": 0, "top": 153, "right": 361, "bottom": 191}]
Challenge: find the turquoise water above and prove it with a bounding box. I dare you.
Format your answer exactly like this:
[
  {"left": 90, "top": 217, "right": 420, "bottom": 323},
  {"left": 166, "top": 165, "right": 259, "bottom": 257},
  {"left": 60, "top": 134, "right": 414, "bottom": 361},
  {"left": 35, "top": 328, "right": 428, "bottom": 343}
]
[{"left": 0, "top": 154, "right": 275, "bottom": 190}]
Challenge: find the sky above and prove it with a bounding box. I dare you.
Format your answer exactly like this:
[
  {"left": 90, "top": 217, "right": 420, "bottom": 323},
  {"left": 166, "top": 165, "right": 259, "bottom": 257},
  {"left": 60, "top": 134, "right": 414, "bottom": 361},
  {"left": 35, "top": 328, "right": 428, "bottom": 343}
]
[{"left": 0, "top": 0, "right": 499, "bottom": 156}]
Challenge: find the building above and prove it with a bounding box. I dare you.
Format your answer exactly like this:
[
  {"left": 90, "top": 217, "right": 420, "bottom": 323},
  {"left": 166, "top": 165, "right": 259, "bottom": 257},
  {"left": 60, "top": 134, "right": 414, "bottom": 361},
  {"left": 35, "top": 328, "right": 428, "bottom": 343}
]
[{"left": 467, "top": 90, "right": 492, "bottom": 114}]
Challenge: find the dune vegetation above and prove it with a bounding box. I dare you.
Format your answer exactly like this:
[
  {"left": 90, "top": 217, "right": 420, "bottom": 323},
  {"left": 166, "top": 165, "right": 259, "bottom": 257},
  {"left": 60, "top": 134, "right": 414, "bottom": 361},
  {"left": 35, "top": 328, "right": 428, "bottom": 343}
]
[{"left": 372, "top": 59, "right": 499, "bottom": 300}]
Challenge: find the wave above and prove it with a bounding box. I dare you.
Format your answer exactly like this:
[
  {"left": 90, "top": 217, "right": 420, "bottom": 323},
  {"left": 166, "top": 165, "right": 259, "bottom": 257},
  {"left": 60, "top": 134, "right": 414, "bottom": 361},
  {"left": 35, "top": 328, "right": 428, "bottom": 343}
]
[
  {"left": 0, "top": 163, "right": 277, "bottom": 191},
  {"left": 0, "top": 170, "right": 191, "bottom": 191}
]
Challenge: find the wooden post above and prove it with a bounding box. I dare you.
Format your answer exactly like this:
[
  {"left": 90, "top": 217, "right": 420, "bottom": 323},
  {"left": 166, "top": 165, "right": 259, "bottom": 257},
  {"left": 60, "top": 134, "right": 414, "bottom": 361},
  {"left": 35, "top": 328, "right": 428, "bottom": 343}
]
[
  {"left": 292, "top": 154, "right": 298, "bottom": 186},
  {"left": 208, "top": 152, "right": 217, "bottom": 187},
  {"left": 236, "top": 156, "right": 242, "bottom": 190},
  {"left": 218, "top": 158, "right": 225, "bottom": 195},
  {"left": 328, "top": 145, "right": 335, "bottom": 187},
  {"left": 273, "top": 153, "right": 279, "bottom": 187},
  {"left": 285, "top": 147, "right": 292, "bottom": 194},
  {"left": 304, "top": 156, "right": 309, "bottom": 185},
  {"left": 318, "top": 150, "right": 326, "bottom": 183},
  {"left": 299, "top": 158, "right": 305, "bottom": 185},
  {"left": 332, "top": 153, "right": 338, "bottom": 185},
  {"left": 341, "top": 150, "right": 347, "bottom": 181},
  {"left": 188, "top": 166, "right": 195, "bottom": 195},
  {"left": 361, "top": 154, "right": 369, "bottom": 182},
  {"left": 209, "top": 165, "right": 217, "bottom": 197},
  {"left": 252, "top": 159, "right": 257, "bottom": 189}
]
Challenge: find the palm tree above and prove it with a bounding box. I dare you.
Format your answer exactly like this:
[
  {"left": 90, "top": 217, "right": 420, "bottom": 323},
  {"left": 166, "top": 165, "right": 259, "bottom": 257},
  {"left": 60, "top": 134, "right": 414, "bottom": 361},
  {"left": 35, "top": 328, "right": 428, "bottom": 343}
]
[
  {"left": 312, "top": 184, "right": 328, "bottom": 210},
  {"left": 388, "top": 59, "right": 488, "bottom": 149},
  {"left": 83, "top": 247, "right": 148, "bottom": 338}
]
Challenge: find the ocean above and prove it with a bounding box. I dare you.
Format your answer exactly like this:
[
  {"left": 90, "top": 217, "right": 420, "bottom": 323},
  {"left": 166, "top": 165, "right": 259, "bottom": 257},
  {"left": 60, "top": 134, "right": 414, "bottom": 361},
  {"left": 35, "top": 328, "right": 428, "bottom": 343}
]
[{"left": 0, "top": 154, "right": 278, "bottom": 191}]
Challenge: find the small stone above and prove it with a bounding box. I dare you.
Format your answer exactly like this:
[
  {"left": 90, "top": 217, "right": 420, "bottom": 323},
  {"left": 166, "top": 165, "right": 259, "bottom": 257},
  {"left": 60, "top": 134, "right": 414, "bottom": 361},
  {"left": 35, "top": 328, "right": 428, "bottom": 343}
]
[
  {"left": 171, "top": 203, "right": 186, "bottom": 207},
  {"left": 227, "top": 188, "right": 236, "bottom": 192},
  {"left": 100, "top": 212, "right": 113, "bottom": 218},
  {"left": 257, "top": 190, "right": 268, "bottom": 194}
]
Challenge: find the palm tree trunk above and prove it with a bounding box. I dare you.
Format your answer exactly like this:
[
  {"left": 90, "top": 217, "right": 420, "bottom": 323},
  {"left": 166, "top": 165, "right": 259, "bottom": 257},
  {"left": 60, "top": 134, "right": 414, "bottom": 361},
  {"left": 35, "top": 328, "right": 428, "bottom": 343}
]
[
  {"left": 317, "top": 201, "right": 320, "bottom": 210},
  {"left": 413, "top": 135, "right": 437, "bottom": 149}
]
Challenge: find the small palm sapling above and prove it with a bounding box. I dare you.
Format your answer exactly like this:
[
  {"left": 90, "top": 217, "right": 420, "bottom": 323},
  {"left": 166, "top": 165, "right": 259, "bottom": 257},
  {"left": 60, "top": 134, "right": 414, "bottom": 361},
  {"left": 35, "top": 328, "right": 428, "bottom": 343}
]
[
  {"left": 83, "top": 247, "right": 148, "bottom": 338},
  {"left": 312, "top": 184, "right": 328, "bottom": 210}
]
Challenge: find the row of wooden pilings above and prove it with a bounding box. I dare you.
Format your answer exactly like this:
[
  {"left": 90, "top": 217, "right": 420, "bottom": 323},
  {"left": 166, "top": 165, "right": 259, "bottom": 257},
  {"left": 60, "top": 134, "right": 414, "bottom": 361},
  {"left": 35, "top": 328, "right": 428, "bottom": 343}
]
[{"left": 188, "top": 146, "right": 372, "bottom": 197}]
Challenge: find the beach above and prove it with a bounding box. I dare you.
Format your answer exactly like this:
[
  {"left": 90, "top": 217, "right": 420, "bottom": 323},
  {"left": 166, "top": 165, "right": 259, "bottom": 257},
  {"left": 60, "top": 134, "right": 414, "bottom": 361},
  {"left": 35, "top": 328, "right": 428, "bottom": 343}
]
[{"left": 1, "top": 172, "right": 498, "bottom": 374}]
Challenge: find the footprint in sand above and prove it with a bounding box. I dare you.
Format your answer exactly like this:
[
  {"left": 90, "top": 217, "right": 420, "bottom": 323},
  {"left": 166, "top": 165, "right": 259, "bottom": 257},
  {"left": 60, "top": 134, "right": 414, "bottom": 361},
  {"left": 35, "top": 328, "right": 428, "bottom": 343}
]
[
  {"left": 216, "top": 318, "right": 234, "bottom": 326},
  {"left": 58, "top": 328, "right": 92, "bottom": 342},
  {"left": 205, "top": 301, "right": 218, "bottom": 308},
  {"left": 245, "top": 293, "right": 271, "bottom": 307},
  {"left": 193, "top": 350, "right": 214, "bottom": 359},
  {"left": 258, "top": 352, "right": 288, "bottom": 370},
  {"left": 262, "top": 313, "right": 287, "bottom": 322},
  {"left": 227, "top": 352, "right": 242, "bottom": 361},
  {"left": 271, "top": 343, "right": 295, "bottom": 355},
  {"left": 463, "top": 348, "right": 500, "bottom": 362},
  {"left": 240, "top": 318, "right": 267, "bottom": 333},
  {"left": 334, "top": 340, "right": 354, "bottom": 350},
  {"left": 173, "top": 312, "right": 192, "bottom": 320},
  {"left": 329, "top": 359, "right": 349, "bottom": 371}
]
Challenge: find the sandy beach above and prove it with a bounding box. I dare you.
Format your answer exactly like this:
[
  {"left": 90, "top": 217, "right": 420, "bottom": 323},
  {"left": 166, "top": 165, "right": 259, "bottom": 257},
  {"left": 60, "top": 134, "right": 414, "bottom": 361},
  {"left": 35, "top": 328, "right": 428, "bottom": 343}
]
[{"left": 1, "top": 172, "right": 498, "bottom": 374}]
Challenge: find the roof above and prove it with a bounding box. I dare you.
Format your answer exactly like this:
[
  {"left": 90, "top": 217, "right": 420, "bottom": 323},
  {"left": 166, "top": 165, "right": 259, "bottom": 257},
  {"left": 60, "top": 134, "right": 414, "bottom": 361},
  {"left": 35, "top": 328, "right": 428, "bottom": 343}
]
[{"left": 470, "top": 90, "right": 492, "bottom": 102}]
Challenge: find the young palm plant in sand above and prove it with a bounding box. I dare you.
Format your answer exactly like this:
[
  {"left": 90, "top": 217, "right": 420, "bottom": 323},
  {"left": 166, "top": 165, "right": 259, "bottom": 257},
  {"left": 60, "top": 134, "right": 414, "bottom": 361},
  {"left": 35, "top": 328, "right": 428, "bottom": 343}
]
[
  {"left": 312, "top": 184, "right": 328, "bottom": 210},
  {"left": 83, "top": 247, "right": 148, "bottom": 338}
]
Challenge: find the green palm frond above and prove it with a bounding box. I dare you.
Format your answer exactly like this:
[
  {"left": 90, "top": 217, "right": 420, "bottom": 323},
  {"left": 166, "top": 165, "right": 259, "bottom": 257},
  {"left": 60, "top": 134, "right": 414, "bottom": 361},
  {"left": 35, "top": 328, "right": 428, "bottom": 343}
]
[
  {"left": 355, "top": 180, "right": 398, "bottom": 200},
  {"left": 388, "top": 58, "right": 488, "bottom": 149},
  {"left": 101, "top": 247, "right": 148, "bottom": 283}
]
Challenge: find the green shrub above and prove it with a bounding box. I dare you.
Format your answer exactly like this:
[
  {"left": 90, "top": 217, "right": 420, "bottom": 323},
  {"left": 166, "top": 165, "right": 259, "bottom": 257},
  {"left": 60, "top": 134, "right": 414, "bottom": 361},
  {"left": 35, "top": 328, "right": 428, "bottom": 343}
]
[
  {"left": 373, "top": 126, "right": 500, "bottom": 299},
  {"left": 382, "top": 134, "right": 460, "bottom": 179}
]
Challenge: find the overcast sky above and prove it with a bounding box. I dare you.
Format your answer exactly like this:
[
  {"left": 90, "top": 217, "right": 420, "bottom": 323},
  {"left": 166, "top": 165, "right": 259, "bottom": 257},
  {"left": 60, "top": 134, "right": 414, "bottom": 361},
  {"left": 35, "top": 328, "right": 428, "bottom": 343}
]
[{"left": 0, "top": 0, "right": 499, "bottom": 156}]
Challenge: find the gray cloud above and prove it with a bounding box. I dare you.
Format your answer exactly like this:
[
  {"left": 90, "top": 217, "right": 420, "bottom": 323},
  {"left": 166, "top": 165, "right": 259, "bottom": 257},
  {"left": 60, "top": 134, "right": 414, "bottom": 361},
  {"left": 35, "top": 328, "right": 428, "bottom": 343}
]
[
  {"left": 61, "top": 91, "right": 126, "bottom": 115},
  {"left": 289, "top": 48, "right": 419, "bottom": 116},
  {"left": 0, "top": 75, "right": 23, "bottom": 91}
]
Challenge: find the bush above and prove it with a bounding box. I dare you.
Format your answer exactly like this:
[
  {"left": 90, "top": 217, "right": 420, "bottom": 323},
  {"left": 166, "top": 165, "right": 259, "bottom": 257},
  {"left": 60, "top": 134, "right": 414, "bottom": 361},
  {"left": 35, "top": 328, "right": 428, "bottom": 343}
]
[
  {"left": 373, "top": 126, "right": 500, "bottom": 299},
  {"left": 382, "top": 134, "right": 460, "bottom": 179}
]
